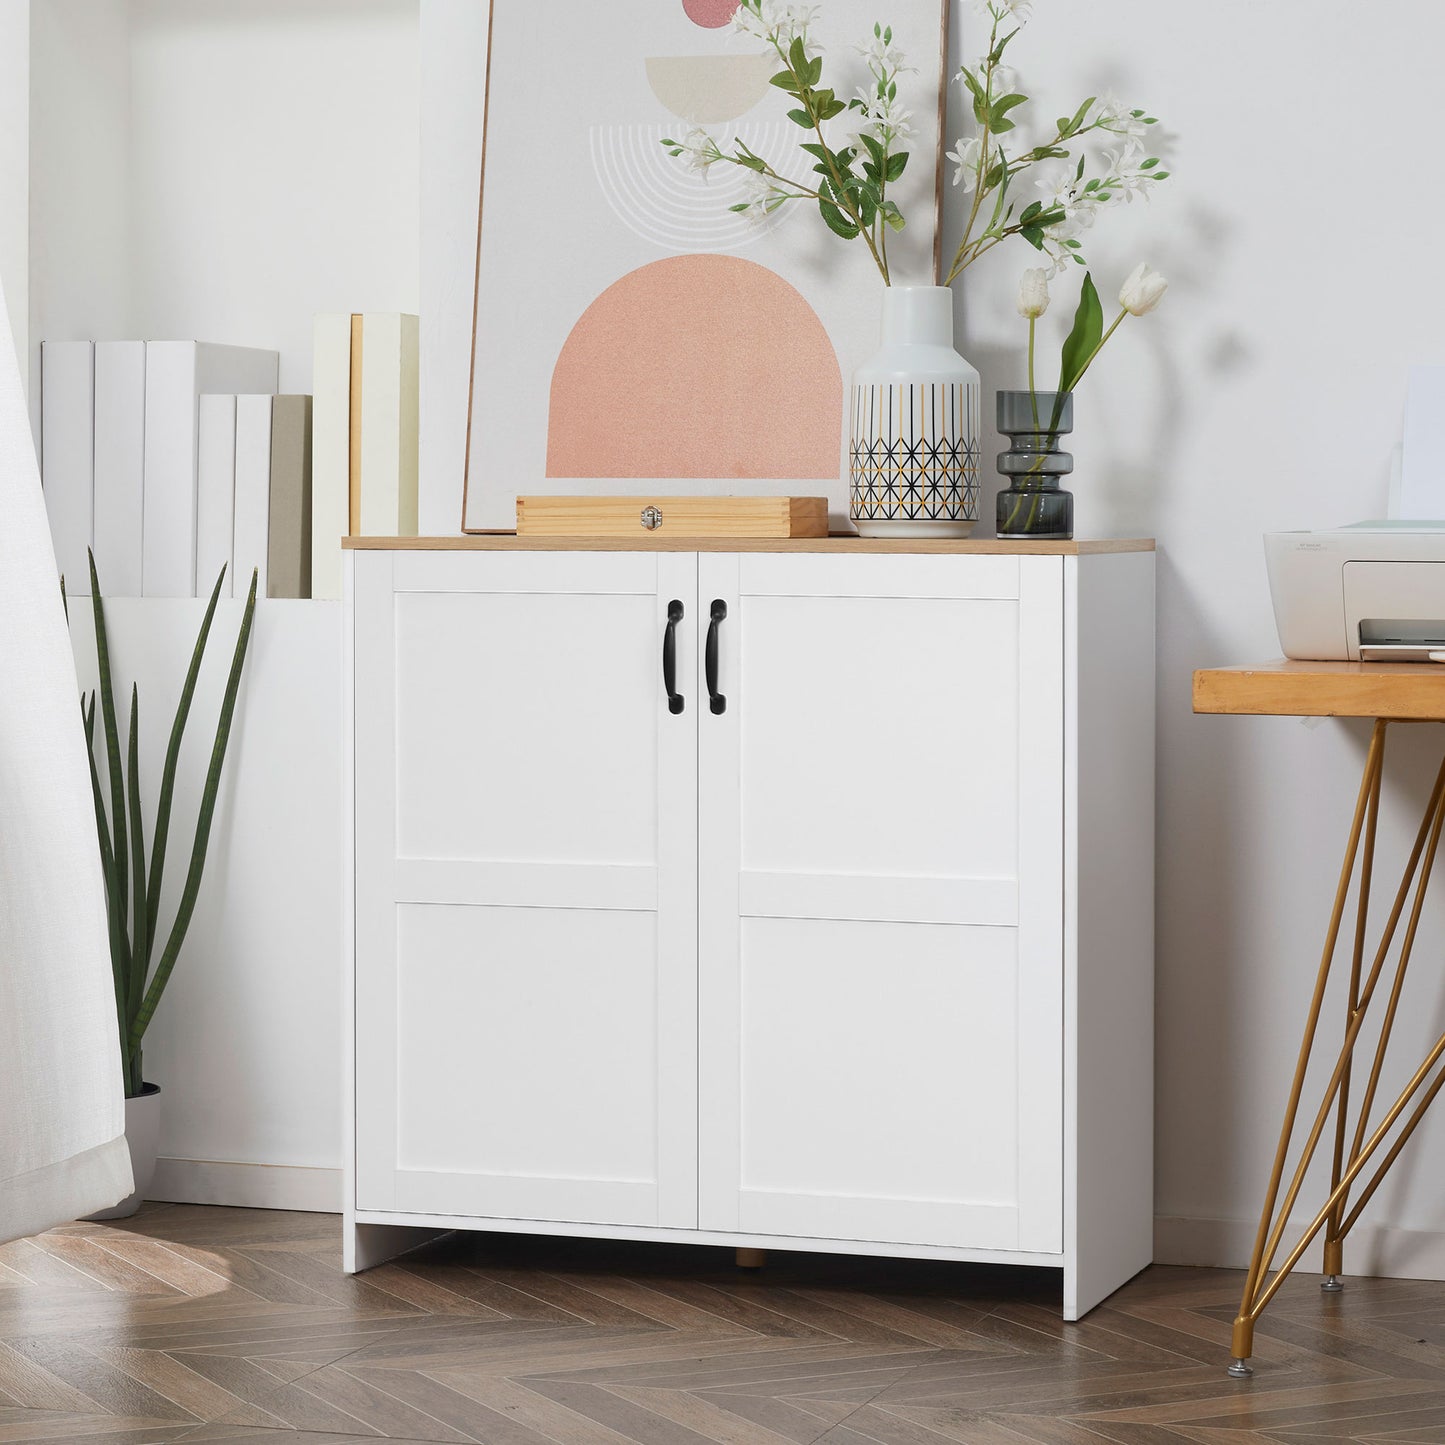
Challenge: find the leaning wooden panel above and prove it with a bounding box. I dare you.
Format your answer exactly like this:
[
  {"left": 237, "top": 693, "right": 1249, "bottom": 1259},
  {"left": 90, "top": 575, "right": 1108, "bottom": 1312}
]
[
  {"left": 517, "top": 495, "right": 829, "bottom": 539},
  {"left": 1194, "top": 660, "right": 1445, "bottom": 721}
]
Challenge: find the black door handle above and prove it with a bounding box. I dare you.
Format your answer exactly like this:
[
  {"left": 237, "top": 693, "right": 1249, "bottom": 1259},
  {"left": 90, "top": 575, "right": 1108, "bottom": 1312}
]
[
  {"left": 706, "top": 599, "right": 727, "bottom": 714},
  {"left": 663, "top": 599, "right": 684, "bottom": 714}
]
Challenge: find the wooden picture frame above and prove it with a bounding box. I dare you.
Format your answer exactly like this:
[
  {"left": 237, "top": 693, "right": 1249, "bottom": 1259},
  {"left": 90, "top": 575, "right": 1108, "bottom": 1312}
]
[{"left": 462, "top": 0, "right": 953, "bottom": 534}]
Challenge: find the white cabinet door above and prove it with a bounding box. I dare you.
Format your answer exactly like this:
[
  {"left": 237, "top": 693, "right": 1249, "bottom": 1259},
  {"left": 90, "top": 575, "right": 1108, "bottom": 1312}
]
[
  {"left": 354, "top": 550, "right": 698, "bottom": 1227},
  {"left": 697, "top": 552, "right": 1065, "bottom": 1253}
]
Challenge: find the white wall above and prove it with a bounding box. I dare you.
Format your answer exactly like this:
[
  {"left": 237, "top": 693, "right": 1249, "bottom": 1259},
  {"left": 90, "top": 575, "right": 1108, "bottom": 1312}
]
[
  {"left": 31, "top": 0, "right": 419, "bottom": 393},
  {"left": 69, "top": 602, "right": 344, "bottom": 1211},
  {"left": 0, "top": 0, "right": 28, "bottom": 383},
  {"left": 420, "top": 0, "right": 1445, "bottom": 1273},
  {"left": 32, "top": 0, "right": 419, "bottom": 1210}
]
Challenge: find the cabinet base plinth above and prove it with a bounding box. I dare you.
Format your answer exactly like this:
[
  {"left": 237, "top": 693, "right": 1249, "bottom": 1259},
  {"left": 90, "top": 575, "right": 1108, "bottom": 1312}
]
[{"left": 735, "top": 1247, "right": 767, "bottom": 1268}]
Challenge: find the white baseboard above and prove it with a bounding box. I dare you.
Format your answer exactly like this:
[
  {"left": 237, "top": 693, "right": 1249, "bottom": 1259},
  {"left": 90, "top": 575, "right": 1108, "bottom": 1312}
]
[
  {"left": 1155, "top": 1213, "right": 1445, "bottom": 1282},
  {"left": 148, "top": 1157, "right": 342, "bottom": 1213}
]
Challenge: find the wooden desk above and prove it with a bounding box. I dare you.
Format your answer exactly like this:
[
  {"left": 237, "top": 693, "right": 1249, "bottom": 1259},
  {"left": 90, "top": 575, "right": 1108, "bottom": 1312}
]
[{"left": 1195, "top": 662, "right": 1445, "bottom": 1377}]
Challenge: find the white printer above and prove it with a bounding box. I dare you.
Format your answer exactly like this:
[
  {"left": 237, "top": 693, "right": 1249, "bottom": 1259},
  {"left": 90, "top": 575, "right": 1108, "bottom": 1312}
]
[{"left": 1266, "top": 522, "right": 1445, "bottom": 661}]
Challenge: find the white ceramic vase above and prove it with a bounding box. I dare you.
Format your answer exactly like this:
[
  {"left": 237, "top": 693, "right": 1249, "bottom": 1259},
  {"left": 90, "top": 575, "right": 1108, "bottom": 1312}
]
[
  {"left": 85, "top": 1084, "right": 160, "bottom": 1221},
  {"left": 848, "top": 285, "right": 981, "bottom": 537}
]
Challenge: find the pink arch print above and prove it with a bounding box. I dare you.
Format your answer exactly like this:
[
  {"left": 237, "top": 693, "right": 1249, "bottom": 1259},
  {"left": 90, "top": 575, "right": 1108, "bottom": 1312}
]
[
  {"left": 682, "top": 0, "right": 740, "bottom": 27},
  {"left": 545, "top": 255, "right": 842, "bottom": 480}
]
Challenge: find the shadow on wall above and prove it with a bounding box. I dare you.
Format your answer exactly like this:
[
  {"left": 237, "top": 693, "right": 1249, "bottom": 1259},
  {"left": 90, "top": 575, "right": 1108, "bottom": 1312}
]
[{"left": 1154, "top": 547, "right": 1256, "bottom": 1222}]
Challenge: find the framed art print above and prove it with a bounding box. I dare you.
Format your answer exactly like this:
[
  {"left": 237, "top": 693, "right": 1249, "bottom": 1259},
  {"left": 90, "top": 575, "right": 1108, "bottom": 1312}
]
[{"left": 462, "top": 0, "right": 951, "bottom": 532}]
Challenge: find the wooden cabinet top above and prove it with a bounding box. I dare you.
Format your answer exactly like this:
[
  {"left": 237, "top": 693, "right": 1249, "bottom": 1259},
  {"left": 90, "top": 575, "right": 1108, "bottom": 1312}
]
[
  {"left": 1194, "top": 660, "right": 1445, "bottom": 720},
  {"left": 342, "top": 534, "right": 1156, "bottom": 556}
]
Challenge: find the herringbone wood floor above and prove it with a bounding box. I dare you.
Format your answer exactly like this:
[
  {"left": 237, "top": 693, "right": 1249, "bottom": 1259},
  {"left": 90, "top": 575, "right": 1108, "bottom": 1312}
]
[{"left": 1, "top": 1206, "right": 1443, "bottom": 1443}]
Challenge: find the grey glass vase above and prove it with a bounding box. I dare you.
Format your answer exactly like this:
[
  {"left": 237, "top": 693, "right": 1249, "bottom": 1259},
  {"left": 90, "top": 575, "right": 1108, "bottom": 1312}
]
[{"left": 995, "top": 390, "right": 1074, "bottom": 540}]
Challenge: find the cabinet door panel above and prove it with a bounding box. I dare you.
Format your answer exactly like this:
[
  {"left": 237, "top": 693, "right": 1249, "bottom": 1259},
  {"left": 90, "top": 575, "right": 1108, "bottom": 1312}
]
[
  {"left": 698, "top": 553, "right": 1064, "bottom": 1253},
  {"left": 394, "top": 590, "right": 659, "bottom": 863},
  {"left": 354, "top": 550, "right": 697, "bottom": 1228}
]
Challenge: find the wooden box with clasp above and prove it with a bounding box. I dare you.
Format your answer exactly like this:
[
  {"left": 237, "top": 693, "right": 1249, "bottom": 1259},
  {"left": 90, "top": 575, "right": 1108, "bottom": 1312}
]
[{"left": 515, "top": 495, "right": 829, "bottom": 539}]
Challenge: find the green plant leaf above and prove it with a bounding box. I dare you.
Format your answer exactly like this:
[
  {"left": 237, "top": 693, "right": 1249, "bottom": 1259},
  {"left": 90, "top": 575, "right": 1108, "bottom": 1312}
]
[
  {"left": 125, "top": 683, "right": 148, "bottom": 1029},
  {"left": 1058, "top": 271, "right": 1103, "bottom": 396},
  {"left": 131, "top": 569, "right": 258, "bottom": 1053},
  {"left": 885, "top": 151, "right": 908, "bottom": 181},
  {"left": 83, "top": 691, "right": 130, "bottom": 1087},
  {"left": 88, "top": 551, "right": 130, "bottom": 952},
  {"left": 990, "top": 93, "right": 1028, "bottom": 126},
  {"left": 787, "top": 108, "right": 813, "bottom": 127},
  {"left": 145, "top": 566, "right": 227, "bottom": 960},
  {"left": 770, "top": 70, "right": 799, "bottom": 91},
  {"left": 817, "top": 193, "right": 860, "bottom": 239}
]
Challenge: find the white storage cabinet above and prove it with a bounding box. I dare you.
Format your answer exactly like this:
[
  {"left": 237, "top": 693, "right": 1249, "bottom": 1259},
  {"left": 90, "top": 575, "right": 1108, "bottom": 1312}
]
[{"left": 344, "top": 540, "right": 1155, "bottom": 1320}]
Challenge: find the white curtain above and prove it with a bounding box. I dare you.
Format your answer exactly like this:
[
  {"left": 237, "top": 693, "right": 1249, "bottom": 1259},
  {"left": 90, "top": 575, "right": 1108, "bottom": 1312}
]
[{"left": 0, "top": 282, "right": 132, "bottom": 1239}]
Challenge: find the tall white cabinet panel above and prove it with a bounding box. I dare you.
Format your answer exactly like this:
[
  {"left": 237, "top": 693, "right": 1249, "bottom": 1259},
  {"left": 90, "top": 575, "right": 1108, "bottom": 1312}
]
[
  {"left": 696, "top": 553, "right": 1065, "bottom": 1253},
  {"left": 352, "top": 549, "right": 699, "bottom": 1227}
]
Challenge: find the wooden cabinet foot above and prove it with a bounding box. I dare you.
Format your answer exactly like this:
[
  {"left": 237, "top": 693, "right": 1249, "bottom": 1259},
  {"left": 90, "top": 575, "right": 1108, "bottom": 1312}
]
[{"left": 735, "top": 1247, "right": 767, "bottom": 1268}]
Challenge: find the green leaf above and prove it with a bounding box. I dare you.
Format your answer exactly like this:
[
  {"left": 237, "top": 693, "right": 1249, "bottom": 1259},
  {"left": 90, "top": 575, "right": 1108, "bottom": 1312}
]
[
  {"left": 787, "top": 107, "right": 813, "bottom": 127},
  {"left": 1019, "top": 225, "right": 1045, "bottom": 250},
  {"left": 770, "top": 69, "right": 799, "bottom": 91},
  {"left": 82, "top": 690, "right": 128, "bottom": 1081},
  {"left": 885, "top": 151, "right": 908, "bottom": 181},
  {"left": 990, "top": 93, "right": 1027, "bottom": 125},
  {"left": 125, "top": 684, "right": 148, "bottom": 1028},
  {"left": 804, "top": 53, "right": 822, "bottom": 86},
  {"left": 859, "top": 133, "right": 886, "bottom": 168},
  {"left": 817, "top": 194, "right": 860, "bottom": 239},
  {"left": 1062, "top": 96, "right": 1094, "bottom": 137},
  {"left": 1058, "top": 271, "right": 1103, "bottom": 395},
  {"left": 145, "top": 565, "right": 226, "bottom": 964},
  {"left": 1019, "top": 199, "right": 1042, "bottom": 223},
  {"left": 819, "top": 98, "right": 845, "bottom": 120},
  {"left": 800, "top": 142, "right": 831, "bottom": 165},
  {"left": 88, "top": 551, "right": 129, "bottom": 952},
  {"left": 789, "top": 35, "right": 807, "bottom": 72},
  {"left": 958, "top": 67, "right": 986, "bottom": 106},
  {"left": 131, "top": 569, "right": 259, "bottom": 1053}
]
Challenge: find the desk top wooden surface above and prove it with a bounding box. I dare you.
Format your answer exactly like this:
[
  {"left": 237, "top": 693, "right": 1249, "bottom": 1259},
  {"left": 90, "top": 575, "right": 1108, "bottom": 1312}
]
[{"left": 1194, "top": 660, "right": 1445, "bottom": 720}]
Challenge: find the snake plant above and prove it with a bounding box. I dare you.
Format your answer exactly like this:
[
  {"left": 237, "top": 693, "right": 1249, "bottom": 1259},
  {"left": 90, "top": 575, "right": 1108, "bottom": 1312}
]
[{"left": 72, "top": 555, "right": 257, "bottom": 1098}]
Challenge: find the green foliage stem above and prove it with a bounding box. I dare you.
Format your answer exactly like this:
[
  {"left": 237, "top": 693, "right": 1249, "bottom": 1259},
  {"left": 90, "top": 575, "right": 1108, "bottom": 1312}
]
[{"left": 77, "top": 559, "right": 256, "bottom": 1098}]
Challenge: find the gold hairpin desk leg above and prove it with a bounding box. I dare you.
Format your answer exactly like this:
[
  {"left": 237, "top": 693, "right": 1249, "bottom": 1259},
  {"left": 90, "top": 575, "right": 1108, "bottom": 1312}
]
[{"left": 1228, "top": 719, "right": 1445, "bottom": 1377}]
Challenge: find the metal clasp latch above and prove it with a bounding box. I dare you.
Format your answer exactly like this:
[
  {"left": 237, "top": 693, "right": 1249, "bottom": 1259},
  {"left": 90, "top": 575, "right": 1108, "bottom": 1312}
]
[{"left": 640, "top": 506, "right": 663, "bottom": 531}]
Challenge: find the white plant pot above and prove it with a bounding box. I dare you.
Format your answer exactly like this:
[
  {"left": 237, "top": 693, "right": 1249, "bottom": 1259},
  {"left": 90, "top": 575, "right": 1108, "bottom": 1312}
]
[
  {"left": 848, "top": 285, "right": 981, "bottom": 537},
  {"left": 85, "top": 1083, "right": 160, "bottom": 1221}
]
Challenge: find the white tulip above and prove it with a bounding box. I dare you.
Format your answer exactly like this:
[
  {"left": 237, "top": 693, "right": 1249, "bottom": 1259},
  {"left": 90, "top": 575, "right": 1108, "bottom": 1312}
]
[
  {"left": 1119, "top": 262, "right": 1167, "bottom": 315},
  {"left": 1016, "top": 268, "right": 1051, "bottom": 319}
]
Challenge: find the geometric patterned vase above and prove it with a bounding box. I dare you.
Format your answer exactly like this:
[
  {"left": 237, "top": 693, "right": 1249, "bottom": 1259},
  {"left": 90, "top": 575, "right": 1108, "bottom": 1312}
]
[{"left": 848, "top": 287, "right": 981, "bottom": 538}]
